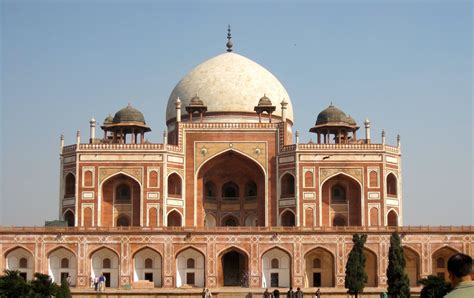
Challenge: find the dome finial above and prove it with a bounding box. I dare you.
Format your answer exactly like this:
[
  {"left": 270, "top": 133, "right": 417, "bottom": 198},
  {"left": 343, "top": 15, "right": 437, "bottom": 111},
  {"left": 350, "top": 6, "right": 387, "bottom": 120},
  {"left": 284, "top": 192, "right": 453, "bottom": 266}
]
[{"left": 226, "top": 25, "right": 233, "bottom": 52}]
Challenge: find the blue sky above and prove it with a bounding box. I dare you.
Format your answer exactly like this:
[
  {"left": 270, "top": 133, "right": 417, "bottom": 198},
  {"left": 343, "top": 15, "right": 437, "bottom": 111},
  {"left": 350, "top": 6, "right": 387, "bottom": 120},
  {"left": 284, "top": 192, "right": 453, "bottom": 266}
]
[{"left": 1, "top": 0, "right": 472, "bottom": 226}]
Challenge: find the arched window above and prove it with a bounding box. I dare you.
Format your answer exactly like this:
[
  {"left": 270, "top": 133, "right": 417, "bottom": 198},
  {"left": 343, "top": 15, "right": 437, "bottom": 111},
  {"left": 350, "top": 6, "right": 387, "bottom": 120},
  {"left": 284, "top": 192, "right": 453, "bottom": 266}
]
[
  {"left": 63, "top": 210, "right": 75, "bottom": 227},
  {"left": 115, "top": 183, "right": 131, "bottom": 203},
  {"left": 167, "top": 210, "right": 182, "bottom": 227},
  {"left": 331, "top": 185, "right": 346, "bottom": 203},
  {"left": 223, "top": 217, "right": 238, "bottom": 227},
  {"left": 271, "top": 258, "right": 279, "bottom": 269},
  {"left": 387, "top": 210, "right": 398, "bottom": 227},
  {"left": 187, "top": 258, "right": 195, "bottom": 269},
  {"left": 304, "top": 171, "right": 314, "bottom": 188},
  {"left": 437, "top": 257, "right": 445, "bottom": 268},
  {"left": 281, "top": 173, "right": 295, "bottom": 198},
  {"left": 103, "top": 258, "right": 111, "bottom": 269},
  {"left": 149, "top": 171, "right": 158, "bottom": 188},
  {"left": 333, "top": 215, "right": 346, "bottom": 226},
  {"left": 116, "top": 214, "right": 130, "bottom": 226},
  {"left": 204, "top": 181, "right": 217, "bottom": 198},
  {"left": 313, "top": 258, "right": 321, "bottom": 269},
  {"left": 64, "top": 173, "right": 75, "bottom": 197},
  {"left": 84, "top": 170, "right": 93, "bottom": 187},
  {"left": 244, "top": 181, "right": 257, "bottom": 198},
  {"left": 281, "top": 210, "right": 295, "bottom": 227},
  {"left": 387, "top": 173, "right": 398, "bottom": 196},
  {"left": 19, "top": 257, "right": 28, "bottom": 268},
  {"left": 222, "top": 181, "right": 239, "bottom": 199},
  {"left": 168, "top": 173, "right": 182, "bottom": 196},
  {"left": 144, "top": 258, "right": 153, "bottom": 269},
  {"left": 61, "top": 258, "right": 69, "bottom": 268}
]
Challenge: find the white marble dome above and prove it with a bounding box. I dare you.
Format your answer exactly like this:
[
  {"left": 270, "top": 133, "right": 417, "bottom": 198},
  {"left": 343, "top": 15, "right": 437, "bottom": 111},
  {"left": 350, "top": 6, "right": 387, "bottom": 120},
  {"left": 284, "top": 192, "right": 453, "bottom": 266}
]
[{"left": 166, "top": 52, "right": 294, "bottom": 123}]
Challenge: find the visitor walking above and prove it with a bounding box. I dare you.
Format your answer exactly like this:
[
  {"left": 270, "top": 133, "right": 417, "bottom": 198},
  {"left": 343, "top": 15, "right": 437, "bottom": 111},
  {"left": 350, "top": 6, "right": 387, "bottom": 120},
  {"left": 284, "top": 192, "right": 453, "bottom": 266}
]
[{"left": 93, "top": 276, "right": 99, "bottom": 291}]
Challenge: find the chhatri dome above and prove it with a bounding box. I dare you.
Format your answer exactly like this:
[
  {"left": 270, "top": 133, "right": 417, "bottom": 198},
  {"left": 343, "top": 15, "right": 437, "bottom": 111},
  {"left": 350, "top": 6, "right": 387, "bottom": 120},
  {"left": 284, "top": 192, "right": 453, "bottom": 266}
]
[{"left": 166, "top": 27, "right": 294, "bottom": 124}]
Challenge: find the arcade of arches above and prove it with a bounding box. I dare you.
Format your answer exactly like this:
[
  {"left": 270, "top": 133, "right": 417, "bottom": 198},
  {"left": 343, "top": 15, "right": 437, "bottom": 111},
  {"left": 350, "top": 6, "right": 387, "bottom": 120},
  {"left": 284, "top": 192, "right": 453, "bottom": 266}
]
[
  {"left": 198, "top": 151, "right": 265, "bottom": 227},
  {"left": 1, "top": 240, "right": 465, "bottom": 289}
]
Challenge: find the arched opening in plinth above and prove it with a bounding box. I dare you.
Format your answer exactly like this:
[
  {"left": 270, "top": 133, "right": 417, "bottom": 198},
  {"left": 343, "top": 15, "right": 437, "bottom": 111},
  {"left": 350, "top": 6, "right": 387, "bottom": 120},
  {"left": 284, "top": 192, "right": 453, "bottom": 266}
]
[
  {"left": 133, "top": 247, "right": 162, "bottom": 287},
  {"left": 101, "top": 173, "right": 141, "bottom": 227},
  {"left": 321, "top": 174, "right": 362, "bottom": 226},
  {"left": 198, "top": 150, "right": 265, "bottom": 227},
  {"left": 262, "top": 247, "right": 291, "bottom": 288},
  {"left": 90, "top": 247, "right": 119, "bottom": 288},
  {"left": 363, "top": 248, "right": 377, "bottom": 287},
  {"left": 48, "top": 247, "right": 77, "bottom": 286},
  {"left": 304, "top": 247, "right": 335, "bottom": 287},
  {"left": 403, "top": 246, "right": 420, "bottom": 287},
  {"left": 218, "top": 248, "right": 249, "bottom": 287},
  {"left": 432, "top": 246, "right": 458, "bottom": 282},
  {"left": 176, "top": 247, "right": 205, "bottom": 288},
  {"left": 5, "top": 247, "right": 34, "bottom": 281}
]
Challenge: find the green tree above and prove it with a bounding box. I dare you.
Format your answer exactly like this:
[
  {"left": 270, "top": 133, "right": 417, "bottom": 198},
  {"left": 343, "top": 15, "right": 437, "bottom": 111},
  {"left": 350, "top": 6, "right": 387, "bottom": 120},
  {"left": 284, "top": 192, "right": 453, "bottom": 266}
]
[
  {"left": 386, "top": 232, "right": 411, "bottom": 298},
  {"left": 345, "top": 234, "right": 368, "bottom": 298},
  {"left": 419, "top": 275, "right": 451, "bottom": 298},
  {"left": 56, "top": 275, "right": 72, "bottom": 298},
  {"left": 29, "top": 272, "right": 58, "bottom": 297},
  {"left": 0, "top": 269, "right": 30, "bottom": 297}
]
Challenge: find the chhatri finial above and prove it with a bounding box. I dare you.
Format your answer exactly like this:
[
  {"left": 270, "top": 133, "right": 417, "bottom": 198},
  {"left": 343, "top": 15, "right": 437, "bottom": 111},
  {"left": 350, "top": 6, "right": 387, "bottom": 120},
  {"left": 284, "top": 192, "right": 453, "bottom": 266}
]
[{"left": 226, "top": 25, "right": 233, "bottom": 52}]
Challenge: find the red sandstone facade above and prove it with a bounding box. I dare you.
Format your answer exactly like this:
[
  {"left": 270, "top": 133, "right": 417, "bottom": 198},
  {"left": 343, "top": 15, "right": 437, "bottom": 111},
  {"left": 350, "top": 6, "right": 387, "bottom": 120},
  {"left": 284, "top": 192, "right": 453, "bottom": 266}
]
[{"left": 1, "top": 40, "right": 472, "bottom": 291}]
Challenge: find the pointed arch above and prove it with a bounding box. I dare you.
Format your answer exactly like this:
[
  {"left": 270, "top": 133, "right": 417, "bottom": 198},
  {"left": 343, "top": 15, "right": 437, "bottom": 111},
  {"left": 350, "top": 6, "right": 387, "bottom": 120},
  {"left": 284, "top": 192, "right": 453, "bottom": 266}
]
[
  {"left": 386, "top": 209, "right": 398, "bottom": 226},
  {"left": 64, "top": 172, "right": 76, "bottom": 198},
  {"left": 431, "top": 246, "right": 460, "bottom": 281},
  {"left": 168, "top": 172, "right": 182, "bottom": 197},
  {"left": 280, "top": 172, "right": 295, "bottom": 198},
  {"left": 175, "top": 246, "right": 205, "bottom": 287},
  {"left": 5, "top": 246, "right": 34, "bottom": 280},
  {"left": 47, "top": 246, "right": 77, "bottom": 285},
  {"left": 62, "top": 209, "right": 75, "bottom": 227},
  {"left": 167, "top": 209, "right": 183, "bottom": 227},
  {"left": 90, "top": 246, "right": 120, "bottom": 287},
  {"left": 280, "top": 208, "right": 296, "bottom": 227},
  {"left": 320, "top": 172, "right": 363, "bottom": 226},
  {"left": 133, "top": 246, "right": 163, "bottom": 287},
  {"left": 217, "top": 246, "right": 250, "bottom": 287},
  {"left": 196, "top": 148, "right": 266, "bottom": 176},
  {"left": 303, "top": 246, "right": 335, "bottom": 287},
  {"left": 197, "top": 148, "right": 267, "bottom": 227},
  {"left": 363, "top": 247, "right": 378, "bottom": 287},
  {"left": 386, "top": 172, "right": 398, "bottom": 196},
  {"left": 99, "top": 171, "right": 143, "bottom": 227},
  {"left": 403, "top": 246, "right": 420, "bottom": 287},
  {"left": 261, "top": 247, "right": 292, "bottom": 288}
]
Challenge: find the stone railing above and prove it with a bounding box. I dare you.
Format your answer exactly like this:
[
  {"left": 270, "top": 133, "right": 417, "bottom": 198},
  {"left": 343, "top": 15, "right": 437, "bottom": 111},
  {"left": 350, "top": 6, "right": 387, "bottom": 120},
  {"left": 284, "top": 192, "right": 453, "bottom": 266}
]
[
  {"left": 280, "top": 143, "right": 399, "bottom": 153},
  {"left": 182, "top": 122, "right": 279, "bottom": 129},
  {"left": 62, "top": 143, "right": 183, "bottom": 153},
  {"left": 1, "top": 225, "right": 472, "bottom": 234}
]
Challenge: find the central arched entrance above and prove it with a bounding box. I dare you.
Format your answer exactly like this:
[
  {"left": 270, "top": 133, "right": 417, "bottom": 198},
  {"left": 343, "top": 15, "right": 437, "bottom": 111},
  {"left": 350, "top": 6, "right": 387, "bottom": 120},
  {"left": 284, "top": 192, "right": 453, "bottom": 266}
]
[
  {"left": 198, "top": 150, "right": 265, "bottom": 227},
  {"left": 218, "top": 248, "right": 249, "bottom": 287}
]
